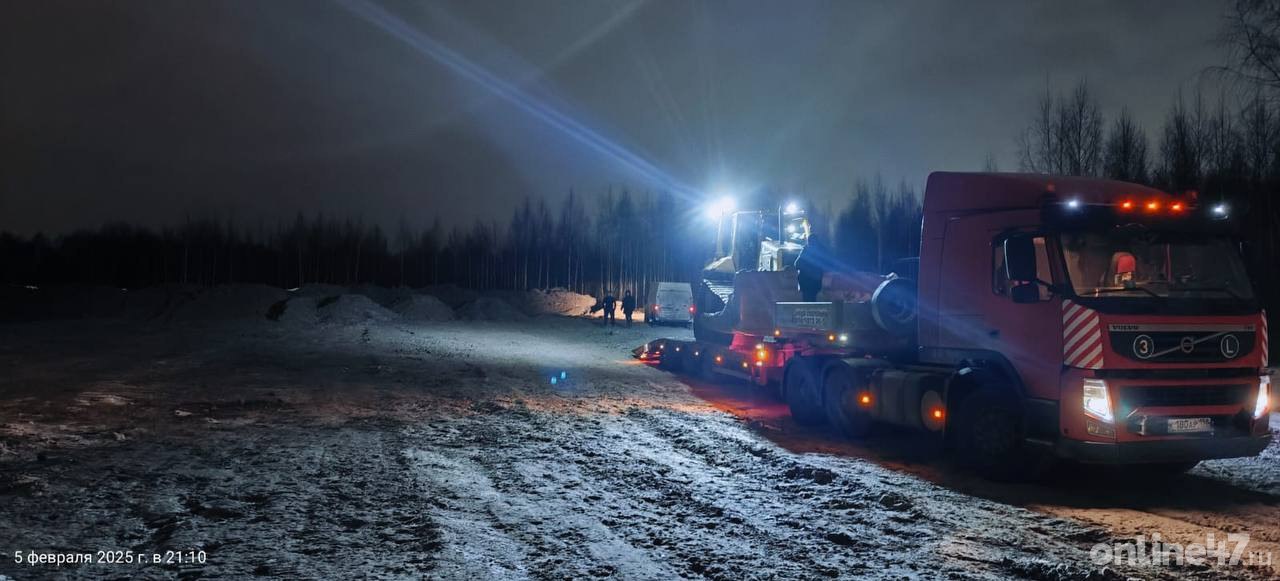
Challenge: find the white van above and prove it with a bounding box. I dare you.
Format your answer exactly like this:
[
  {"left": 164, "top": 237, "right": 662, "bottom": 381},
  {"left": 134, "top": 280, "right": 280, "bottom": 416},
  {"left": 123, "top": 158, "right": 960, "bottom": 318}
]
[{"left": 646, "top": 282, "right": 694, "bottom": 326}]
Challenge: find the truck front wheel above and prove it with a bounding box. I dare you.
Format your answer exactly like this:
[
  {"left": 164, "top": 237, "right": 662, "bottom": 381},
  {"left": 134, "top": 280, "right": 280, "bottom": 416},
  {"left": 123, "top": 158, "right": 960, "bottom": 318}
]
[
  {"left": 783, "top": 359, "right": 826, "bottom": 426},
  {"left": 956, "top": 389, "right": 1050, "bottom": 481}
]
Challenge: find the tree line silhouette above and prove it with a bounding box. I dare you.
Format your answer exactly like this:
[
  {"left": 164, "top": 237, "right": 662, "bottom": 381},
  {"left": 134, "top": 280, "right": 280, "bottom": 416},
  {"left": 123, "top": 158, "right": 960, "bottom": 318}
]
[{"left": 0, "top": 181, "right": 923, "bottom": 303}]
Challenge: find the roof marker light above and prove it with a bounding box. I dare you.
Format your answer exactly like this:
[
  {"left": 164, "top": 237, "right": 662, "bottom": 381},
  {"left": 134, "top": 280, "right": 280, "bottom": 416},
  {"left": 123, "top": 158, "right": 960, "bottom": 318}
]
[
  {"left": 1171, "top": 202, "right": 1184, "bottom": 212},
  {"left": 1146, "top": 201, "right": 1160, "bottom": 211},
  {"left": 1066, "top": 198, "right": 1081, "bottom": 210},
  {"left": 1212, "top": 204, "right": 1228, "bottom": 217},
  {"left": 1120, "top": 200, "right": 1134, "bottom": 210}
]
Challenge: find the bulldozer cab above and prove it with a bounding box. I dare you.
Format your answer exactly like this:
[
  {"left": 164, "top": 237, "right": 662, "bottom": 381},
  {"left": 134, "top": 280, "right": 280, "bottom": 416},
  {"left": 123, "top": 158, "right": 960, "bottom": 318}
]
[{"left": 711, "top": 209, "right": 809, "bottom": 274}]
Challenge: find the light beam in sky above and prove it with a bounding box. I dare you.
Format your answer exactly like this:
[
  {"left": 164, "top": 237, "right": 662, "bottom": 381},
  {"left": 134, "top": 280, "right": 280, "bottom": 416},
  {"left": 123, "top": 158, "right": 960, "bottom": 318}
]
[{"left": 335, "top": 0, "right": 700, "bottom": 201}]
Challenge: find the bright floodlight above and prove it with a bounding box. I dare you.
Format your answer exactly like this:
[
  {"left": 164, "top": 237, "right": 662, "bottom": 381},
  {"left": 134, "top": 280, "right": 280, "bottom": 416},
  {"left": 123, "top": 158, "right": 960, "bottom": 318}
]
[
  {"left": 707, "top": 196, "right": 736, "bottom": 220},
  {"left": 784, "top": 201, "right": 800, "bottom": 215}
]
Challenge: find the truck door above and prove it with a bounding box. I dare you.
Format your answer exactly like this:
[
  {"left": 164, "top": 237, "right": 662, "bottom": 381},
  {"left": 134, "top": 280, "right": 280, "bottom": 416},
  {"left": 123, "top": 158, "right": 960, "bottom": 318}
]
[
  {"left": 986, "top": 232, "right": 1062, "bottom": 401},
  {"left": 935, "top": 215, "right": 1062, "bottom": 401}
]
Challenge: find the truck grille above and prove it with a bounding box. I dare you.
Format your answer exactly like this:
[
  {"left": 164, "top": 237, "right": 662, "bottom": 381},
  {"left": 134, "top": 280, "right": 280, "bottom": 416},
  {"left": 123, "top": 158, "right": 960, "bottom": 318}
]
[{"left": 1120, "top": 384, "right": 1252, "bottom": 409}]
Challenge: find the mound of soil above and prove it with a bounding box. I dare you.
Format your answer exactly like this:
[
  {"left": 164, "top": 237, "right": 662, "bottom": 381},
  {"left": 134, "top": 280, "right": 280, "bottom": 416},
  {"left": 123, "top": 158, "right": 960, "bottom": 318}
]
[
  {"left": 170, "top": 284, "right": 288, "bottom": 322},
  {"left": 292, "top": 284, "right": 348, "bottom": 299},
  {"left": 172, "top": 285, "right": 283, "bottom": 322},
  {"left": 418, "top": 284, "right": 478, "bottom": 309},
  {"left": 317, "top": 294, "right": 398, "bottom": 325},
  {"left": 522, "top": 289, "right": 597, "bottom": 317},
  {"left": 122, "top": 285, "right": 199, "bottom": 320},
  {"left": 351, "top": 285, "right": 414, "bottom": 308},
  {"left": 273, "top": 296, "right": 320, "bottom": 326},
  {"left": 457, "top": 297, "right": 528, "bottom": 321},
  {"left": 392, "top": 295, "right": 455, "bottom": 322}
]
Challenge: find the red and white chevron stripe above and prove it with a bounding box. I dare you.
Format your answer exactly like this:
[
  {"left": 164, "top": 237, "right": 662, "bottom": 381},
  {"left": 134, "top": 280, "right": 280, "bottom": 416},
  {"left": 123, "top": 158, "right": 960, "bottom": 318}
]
[
  {"left": 1062, "top": 300, "right": 1104, "bottom": 369},
  {"left": 1261, "top": 310, "right": 1269, "bottom": 367}
]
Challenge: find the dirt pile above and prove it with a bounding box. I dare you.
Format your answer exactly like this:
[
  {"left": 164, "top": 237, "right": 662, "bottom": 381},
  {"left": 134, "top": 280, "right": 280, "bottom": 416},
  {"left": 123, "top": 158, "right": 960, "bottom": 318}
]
[
  {"left": 171, "top": 284, "right": 288, "bottom": 322},
  {"left": 272, "top": 296, "right": 321, "bottom": 325},
  {"left": 317, "top": 294, "right": 398, "bottom": 325},
  {"left": 0, "top": 285, "right": 117, "bottom": 321},
  {"left": 392, "top": 295, "right": 455, "bottom": 322},
  {"left": 419, "top": 284, "right": 478, "bottom": 309},
  {"left": 292, "top": 284, "right": 348, "bottom": 299},
  {"left": 457, "top": 297, "right": 527, "bottom": 321},
  {"left": 521, "top": 289, "right": 597, "bottom": 317},
  {"left": 121, "top": 285, "right": 198, "bottom": 320},
  {"left": 351, "top": 285, "right": 414, "bottom": 308}
]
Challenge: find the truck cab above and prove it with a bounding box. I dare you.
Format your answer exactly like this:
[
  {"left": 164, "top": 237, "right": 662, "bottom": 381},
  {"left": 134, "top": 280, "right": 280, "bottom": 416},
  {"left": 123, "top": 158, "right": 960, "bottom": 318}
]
[{"left": 918, "top": 172, "right": 1270, "bottom": 469}]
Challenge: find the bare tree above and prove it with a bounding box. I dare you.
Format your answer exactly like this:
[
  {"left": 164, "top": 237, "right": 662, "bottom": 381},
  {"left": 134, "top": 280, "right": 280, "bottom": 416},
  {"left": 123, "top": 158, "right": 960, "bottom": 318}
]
[
  {"left": 1017, "top": 84, "right": 1060, "bottom": 173},
  {"left": 1155, "top": 93, "right": 1208, "bottom": 192},
  {"left": 1103, "top": 107, "right": 1150, "bottom": 183},
  {"left": 1221, "top": 0, "right": 1280, "bottom": 93},
  {"left": 1017, "top": 79, "right": 1104, "bottom": 175},
  {"left": 982, "top": 150, "right": 1000, "bottom": 172},
  {"left": 1058, "top": 81, "right": 1105, "bottom": 176}
]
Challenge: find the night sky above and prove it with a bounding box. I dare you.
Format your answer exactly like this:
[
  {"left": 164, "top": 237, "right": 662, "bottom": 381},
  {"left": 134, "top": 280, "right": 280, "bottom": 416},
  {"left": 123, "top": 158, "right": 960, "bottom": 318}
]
[{"left": 1, "top": 0, "right": 1229, "bottom": 236}]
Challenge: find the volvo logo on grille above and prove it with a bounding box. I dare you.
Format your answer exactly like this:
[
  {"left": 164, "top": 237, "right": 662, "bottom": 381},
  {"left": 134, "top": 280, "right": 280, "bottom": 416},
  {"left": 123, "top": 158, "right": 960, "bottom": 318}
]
[
  {"left": 1133, "top": 334, "right": 1154, "bottom": 359},
  {"left": 1110, "top": 324, "right": 1255, "bottom": 363},
  {"left": 1220, "top": 334, "right": 1240, "bottom": 358}
]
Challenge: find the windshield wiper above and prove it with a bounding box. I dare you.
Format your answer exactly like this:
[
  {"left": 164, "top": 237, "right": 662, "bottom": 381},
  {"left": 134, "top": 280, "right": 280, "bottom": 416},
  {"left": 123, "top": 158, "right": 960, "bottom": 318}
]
[
  {"left": 1170, "top": 286, "right": 1245, "bottom": 299},
  {"left": 1085, "top": 286, "right": 1161, "bottom": 298}
]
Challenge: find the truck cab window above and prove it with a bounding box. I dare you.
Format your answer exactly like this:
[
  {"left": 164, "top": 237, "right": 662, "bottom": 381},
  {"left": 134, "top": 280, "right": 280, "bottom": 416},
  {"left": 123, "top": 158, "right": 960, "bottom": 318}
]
[
  {"left": 993, "top": 235, "right": 1052, "bottom": 300},
  {"left": 1059, "top": 231, "right": 1253, "bottom": 299}
]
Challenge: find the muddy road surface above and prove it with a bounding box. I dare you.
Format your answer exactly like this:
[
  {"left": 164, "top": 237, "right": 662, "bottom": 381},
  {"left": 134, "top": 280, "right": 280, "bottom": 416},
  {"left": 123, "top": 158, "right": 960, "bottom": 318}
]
[{"left": 0, "top": 316, "right": 1276, "bottom": 579}]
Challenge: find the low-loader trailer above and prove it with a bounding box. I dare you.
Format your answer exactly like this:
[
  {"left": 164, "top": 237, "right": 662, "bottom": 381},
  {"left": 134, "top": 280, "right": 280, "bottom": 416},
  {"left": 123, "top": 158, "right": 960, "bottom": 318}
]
[{"left": 638, "top": 172, "right": 1272, "bottom": 479}]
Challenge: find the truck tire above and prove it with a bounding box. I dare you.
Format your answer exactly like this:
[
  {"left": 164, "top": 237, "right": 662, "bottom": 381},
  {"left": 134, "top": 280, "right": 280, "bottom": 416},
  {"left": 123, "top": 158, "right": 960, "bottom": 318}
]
[
  {"left": 783, "top": 358, "right": 826, "bottom": 426},
  {"left": 658, "top": 345, "right": 682, "bottom": 371},
  {"left": 822, "top": 362, "right": 875, "bottom": 439},
  {"left": 955, "top": 389, "right": 1050, "bottom": 481},
  {"left": 682, "top": 348, "right": 702, "bottom": 376},
  {"left": 699, "top": 348, "right": 721, "bottom": 382}
]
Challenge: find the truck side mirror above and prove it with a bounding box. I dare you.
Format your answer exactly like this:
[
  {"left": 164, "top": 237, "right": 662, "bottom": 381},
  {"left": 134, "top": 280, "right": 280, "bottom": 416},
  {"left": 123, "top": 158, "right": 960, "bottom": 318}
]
[
  {"left": 1010, "top": 283, "right": 1040, "bottom": 304},
  {"left": 1003, "top": 236, "right": 1038, "bottom": 282}
]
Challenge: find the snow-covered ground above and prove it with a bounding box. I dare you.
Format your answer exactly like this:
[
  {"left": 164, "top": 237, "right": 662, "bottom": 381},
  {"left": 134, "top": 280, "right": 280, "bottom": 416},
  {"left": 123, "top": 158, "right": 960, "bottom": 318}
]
[{"left": 0, "top": 313, "right": 1276, "bottom": 579}]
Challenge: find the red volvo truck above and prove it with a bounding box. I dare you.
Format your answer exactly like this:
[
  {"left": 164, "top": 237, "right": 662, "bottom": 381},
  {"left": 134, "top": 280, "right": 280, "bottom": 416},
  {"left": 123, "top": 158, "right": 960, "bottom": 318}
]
[{"left": 639, "top": 172, "right": 1272, "bottom": 479}]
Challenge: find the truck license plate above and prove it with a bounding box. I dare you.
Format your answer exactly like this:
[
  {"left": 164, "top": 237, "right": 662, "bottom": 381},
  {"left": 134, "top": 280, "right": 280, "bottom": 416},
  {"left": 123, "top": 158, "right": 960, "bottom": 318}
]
[{"left": 1167, "top": 417, "right": 1213, "bottom": 433}]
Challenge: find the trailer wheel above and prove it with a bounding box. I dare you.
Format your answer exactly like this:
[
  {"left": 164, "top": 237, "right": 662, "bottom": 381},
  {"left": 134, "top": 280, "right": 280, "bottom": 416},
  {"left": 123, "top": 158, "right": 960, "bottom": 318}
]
[
  {"left": 681, "top": 348, "right": 702, "bottom": 376},
  {"left": 698, "top": 348, "right": 721, "bottom": 382},
  {"left": 783, "top": 359, "right": 826, "bottom": 426},
  {"left": 658, "top": 346, "right": 682, "bottom": 371},
  {"left": 822, "top": 363, "right": 875, "bottom": 439},
  {"left": 956, "top": 389, "right": 1049, "bottom": 481}
]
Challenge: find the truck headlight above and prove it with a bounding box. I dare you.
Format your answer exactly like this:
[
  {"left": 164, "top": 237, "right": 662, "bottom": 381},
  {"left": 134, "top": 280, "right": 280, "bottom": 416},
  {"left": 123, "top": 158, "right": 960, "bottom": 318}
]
[
  {"left": 1082, "top": 378, "right": 1113, "bottom": 423},
  {"left": 1255, "top": 375, "right": 1272, "bottom": 420}
]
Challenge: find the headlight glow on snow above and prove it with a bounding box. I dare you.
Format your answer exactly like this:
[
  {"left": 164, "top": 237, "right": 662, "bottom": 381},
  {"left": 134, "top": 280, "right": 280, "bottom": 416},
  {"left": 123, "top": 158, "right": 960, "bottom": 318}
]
[{"left": 1255, "top": 375, "right": 1271, "bottom": 419}]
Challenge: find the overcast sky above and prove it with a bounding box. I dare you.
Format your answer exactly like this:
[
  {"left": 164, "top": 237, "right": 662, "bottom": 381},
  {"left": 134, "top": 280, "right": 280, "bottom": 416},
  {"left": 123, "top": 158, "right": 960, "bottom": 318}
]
[{"left": 0, "top": 0, "right": 1232, "bottom": 236}]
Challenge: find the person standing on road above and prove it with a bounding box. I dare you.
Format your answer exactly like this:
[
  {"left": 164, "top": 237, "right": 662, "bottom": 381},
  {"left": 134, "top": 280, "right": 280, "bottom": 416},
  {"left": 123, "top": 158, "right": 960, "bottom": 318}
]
[
  {"left": 621, "top": 290, "right": 636, "bottom": 327},
  {"left": 602, "top": 290, "right": 617, "bottom": 326}
]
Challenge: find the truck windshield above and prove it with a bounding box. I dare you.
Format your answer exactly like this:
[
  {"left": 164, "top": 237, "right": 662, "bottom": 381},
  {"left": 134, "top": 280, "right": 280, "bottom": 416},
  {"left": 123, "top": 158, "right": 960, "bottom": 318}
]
[{"left": 1059, "top": 230, "right": 1253, "bottom": 300}]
